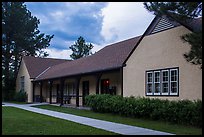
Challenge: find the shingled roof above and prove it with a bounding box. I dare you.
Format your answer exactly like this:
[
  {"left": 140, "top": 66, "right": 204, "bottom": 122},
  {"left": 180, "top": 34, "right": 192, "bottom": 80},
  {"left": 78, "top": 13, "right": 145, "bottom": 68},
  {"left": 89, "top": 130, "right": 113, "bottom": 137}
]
[
  {"left": 34, "top": 36, "right": 142, "bottom": 81},
  {"left": 22, "top": 56, "right": 69, "bottom": 79}
]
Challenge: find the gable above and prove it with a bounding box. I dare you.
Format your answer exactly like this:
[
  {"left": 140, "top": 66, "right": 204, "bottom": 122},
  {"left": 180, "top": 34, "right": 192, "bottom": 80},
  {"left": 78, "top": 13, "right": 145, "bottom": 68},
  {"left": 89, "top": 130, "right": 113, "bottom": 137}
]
[
  {"left": 22, "top": 56, "right": 69, "bottom": 79},
  {"left": 151, "top": 17, "right": 176, "bottom": 34}
]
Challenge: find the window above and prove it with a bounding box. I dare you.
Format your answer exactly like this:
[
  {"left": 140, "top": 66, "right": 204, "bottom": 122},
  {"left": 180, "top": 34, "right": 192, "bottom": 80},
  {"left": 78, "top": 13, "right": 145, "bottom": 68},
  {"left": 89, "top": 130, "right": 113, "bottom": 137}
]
[
  {"left": 170, "top": 69, "right": 178, "bottom": 95},
  {"left": 146, "top": 67, "right": 178, "bottom": 96},
  {"left": 161, "top": 70, "right": 169, "bottom": 95},
  {"left": 65, "top": 83, "right": 76, "bottom": 96},
  {"left": 20, "top": 76, "right": 25, "bottom": 91},
  {"left": 146, "top": 72, "right": 153, "bottom": 95},
  {"left": 154, "top": 71, "right": 160, "bottom": 95}
]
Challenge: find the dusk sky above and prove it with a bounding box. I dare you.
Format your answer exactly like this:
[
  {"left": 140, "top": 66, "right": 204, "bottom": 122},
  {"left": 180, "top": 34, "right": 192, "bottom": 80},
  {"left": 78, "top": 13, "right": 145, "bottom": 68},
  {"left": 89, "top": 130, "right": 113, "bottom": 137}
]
[{"left": 25, "top": 2, "right": 155, "bottom": 59}]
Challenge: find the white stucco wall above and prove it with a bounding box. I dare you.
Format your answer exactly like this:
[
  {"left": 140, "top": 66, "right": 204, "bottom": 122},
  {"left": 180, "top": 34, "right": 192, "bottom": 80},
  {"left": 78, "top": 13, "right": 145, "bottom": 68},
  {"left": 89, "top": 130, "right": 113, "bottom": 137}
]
[
  {"left": 123, "top": 26, "right": 202, "bottom": 101},
  {"left": 16, "top": 59, "right": 33, "bottom": 102}
]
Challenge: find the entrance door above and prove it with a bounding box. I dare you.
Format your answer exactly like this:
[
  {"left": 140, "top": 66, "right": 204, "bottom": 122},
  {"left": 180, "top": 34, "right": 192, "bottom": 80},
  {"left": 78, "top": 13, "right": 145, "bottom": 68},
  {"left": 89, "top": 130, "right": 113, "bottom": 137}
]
[
  {"left": 82, "top": 81, "right": 89, "bottom": 106},
  {"left": 101, "top": 79, "right": 110, "bottom": 94}
]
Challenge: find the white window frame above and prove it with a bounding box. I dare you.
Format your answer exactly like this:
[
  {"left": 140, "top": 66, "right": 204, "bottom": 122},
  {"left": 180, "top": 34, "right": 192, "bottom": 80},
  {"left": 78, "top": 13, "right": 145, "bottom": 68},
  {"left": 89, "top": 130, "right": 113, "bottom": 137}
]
[
  {"left": 170, "top": 69, "right": 178, "bottom": 95},
  {"left": 146, "top": 67, "right": 179, "bottom": 96},
  {"left": 161, "top": 70, "right": 169, "bottom": 95},
  {"left": 154, "top": 71, "right": 161, "bottom": 95},
  {"left": 146, "top": 71, "right": 153, "bottom": 95}
]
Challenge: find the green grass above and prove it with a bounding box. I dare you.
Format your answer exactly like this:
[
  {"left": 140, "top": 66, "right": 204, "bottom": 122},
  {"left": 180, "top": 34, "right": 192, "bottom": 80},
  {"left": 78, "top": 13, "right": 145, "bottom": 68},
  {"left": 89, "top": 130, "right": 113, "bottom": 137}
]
[
  {"left": 34, "top": 105, "right": 202, "bottom": 135},
  {"left": 2, "top": 106, "right": 118, "bottom": 135}
]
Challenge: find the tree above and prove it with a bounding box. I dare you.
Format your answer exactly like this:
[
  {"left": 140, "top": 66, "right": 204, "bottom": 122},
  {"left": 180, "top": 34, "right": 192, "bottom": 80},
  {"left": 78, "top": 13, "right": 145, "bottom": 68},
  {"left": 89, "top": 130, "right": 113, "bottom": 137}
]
[
  {"left": 2, "top": 2, "right": 54, "bottom": 100},
  {"left": 144, "top": 2, "right": 202, "bottom": 69},
  {"left": 69, "top": 36, "right": 93, "bottom": 60}
]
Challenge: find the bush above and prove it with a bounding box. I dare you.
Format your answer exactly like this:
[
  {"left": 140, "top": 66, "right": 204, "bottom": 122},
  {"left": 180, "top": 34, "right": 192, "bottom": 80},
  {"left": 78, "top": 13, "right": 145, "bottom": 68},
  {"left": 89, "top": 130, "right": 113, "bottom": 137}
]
[
  {"left": 14, "top": 90, "right": 28, "bottom": 102},
  {"left": 85, "top": 94, "right": 202, "bottom": 128}
]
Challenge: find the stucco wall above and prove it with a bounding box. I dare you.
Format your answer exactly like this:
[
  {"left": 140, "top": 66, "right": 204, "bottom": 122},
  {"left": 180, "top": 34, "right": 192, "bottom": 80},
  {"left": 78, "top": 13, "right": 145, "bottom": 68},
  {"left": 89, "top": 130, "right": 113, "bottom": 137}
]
[
  {"left": 123, "top": 26, "right": 202, "bottom": 100},
  {"left": 16, "top": 59, "right": 33, "bottom": 102}
]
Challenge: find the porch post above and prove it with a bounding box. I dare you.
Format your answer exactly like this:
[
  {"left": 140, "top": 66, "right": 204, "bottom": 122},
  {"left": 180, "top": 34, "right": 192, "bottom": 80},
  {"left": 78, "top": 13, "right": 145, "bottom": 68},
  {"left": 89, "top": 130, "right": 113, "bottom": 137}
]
[
  {"left": 95, "top": 73, "right": 102, "bottom": 94},
  {"left": 120, "top": 67, "right": 123, "bottom": 97},
  {"left": 76, "top": 77, "right": 81, "bottom": 107},
  {"left": 60, "top": 78, "right": 65, "bottom": 106},
  {"left": 32, "top": 82, "right": 35, "bottom": 102},
  {"left": 49, "top": 81, "right": 53, "bottom": 104},
  {"left": 40, "top": 81, "right": 43, "bottom": 103}
]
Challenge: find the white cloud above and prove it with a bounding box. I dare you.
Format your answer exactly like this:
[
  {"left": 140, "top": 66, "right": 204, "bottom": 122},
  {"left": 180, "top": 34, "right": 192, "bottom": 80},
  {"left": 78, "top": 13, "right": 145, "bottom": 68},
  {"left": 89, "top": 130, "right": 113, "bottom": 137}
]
[
  {"left": 44, "top": 42, "right": 104, "bottom": 60},
  {"left": 50, "top": 11, "right": 65, "bottom": 20},
  {"left": 101, "top": 2, "right": 155, "bottom": 44},
  {"left": 44, "top": 48, "right": 72, "bottom": 60},
  {"left": 92, "top": 43, "right": 104, "bottom": 54}
]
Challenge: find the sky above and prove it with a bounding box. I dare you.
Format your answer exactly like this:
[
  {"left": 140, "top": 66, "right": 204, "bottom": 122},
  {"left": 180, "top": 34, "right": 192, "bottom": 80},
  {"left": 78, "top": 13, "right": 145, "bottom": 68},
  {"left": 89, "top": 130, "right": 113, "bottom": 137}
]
[{"left": 25, "top": 2, "right": 155, "bottom": 59}]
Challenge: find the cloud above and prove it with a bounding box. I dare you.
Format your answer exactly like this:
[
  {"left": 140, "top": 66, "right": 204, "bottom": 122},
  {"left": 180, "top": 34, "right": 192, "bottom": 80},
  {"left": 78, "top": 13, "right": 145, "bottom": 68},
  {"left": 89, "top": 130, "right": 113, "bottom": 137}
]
[
  {"left": 43, "top": 48, "right": 72, "bottom": 60},
  {"left": 25, "top": 2, "right": 155, "bottom": 59},
  {"left": 45, "top": 41, "right": 104, "bottom": 60},
  {"left": 26, "top": 2, "right": 107, "bottom": 49},
  {"left": 101, "top": 2, "right": 155, "bottom": 44}
]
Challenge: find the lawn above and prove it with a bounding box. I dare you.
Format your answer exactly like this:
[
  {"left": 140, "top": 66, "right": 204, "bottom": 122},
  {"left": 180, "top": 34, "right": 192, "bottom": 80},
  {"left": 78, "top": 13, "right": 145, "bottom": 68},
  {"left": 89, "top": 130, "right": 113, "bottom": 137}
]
[
  {"left": 34, "top": 104, "right": 202, "bottom": 135},
  {"left": 2, "top": 106, "right": 118, "bottom": 135}
]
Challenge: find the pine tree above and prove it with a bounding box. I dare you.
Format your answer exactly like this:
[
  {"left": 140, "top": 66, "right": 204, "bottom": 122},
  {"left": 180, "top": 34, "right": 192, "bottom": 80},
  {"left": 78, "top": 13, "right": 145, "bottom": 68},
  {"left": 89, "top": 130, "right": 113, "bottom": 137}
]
[
  {"left": 70, "top": 36, "right": 93, "bottom": 60},
  {"left": 2, "top": 2, "right": 54, "bottom": 100}
]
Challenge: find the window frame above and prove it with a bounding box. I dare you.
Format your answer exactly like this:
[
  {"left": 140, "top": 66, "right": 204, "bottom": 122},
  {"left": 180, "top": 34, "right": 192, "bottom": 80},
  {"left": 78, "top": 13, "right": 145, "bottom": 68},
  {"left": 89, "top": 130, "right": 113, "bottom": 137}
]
[
  {"left": 170, "top": 69, "right": 178, "bottom": 95},
  {"left": 161, "top": 70, "right": 169, "bottom": 95},
  {"left": 154, "top": 71, "right": 161, "bottom": 95},
  {"left": 145, "top": 67, "right": 179, "bottom": 96},
  {"left": 146, "top": 72, "right": 153, "bottom": 95}
]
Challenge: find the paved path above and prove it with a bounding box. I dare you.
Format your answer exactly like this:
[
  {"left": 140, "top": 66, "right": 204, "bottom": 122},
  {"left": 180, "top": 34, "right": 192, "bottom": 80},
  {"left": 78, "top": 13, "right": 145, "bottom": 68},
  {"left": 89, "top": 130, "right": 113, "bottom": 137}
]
[{"left": 2, "top": 102, "right": 174, "bottom": 135}]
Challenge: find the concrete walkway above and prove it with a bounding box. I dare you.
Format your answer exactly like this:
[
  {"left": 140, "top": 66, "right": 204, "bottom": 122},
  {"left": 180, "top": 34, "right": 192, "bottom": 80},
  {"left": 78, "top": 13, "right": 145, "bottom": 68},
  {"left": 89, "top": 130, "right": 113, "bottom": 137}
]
[{"left": 2, "top": 102, "right": 174, "bottom": 135}]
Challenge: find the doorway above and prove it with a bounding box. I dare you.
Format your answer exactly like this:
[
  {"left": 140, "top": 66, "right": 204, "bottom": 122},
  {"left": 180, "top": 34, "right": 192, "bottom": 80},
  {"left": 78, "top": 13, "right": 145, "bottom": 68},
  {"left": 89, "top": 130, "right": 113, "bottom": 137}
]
[
  {"left": 82, "top": 81, "right": 89, "bottom": 106},
  {"left": 101, "top": 79, "right": 110, "bottom": 94}
]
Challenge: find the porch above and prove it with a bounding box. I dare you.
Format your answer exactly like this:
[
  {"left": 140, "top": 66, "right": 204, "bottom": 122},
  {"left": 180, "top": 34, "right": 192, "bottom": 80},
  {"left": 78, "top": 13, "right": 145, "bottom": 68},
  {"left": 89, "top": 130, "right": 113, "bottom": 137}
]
[{"left": 32, "top": 68, "right": 123, "bottom": 107}]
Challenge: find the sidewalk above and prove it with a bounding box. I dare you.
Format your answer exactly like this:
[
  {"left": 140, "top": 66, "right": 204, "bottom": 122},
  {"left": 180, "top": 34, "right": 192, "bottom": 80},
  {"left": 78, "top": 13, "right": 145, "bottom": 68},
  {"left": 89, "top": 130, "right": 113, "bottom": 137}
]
[{"left": 2, "top": 102, "right": 174, "bottom": 135}]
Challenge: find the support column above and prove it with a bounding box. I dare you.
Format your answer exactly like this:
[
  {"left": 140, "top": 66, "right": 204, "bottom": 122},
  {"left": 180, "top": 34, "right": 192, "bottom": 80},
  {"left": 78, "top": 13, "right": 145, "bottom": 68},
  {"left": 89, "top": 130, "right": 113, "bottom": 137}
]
[
  {"left": 76, "top": 77, "right": 81, "bottom": 107},
  {"left": 49, "top": 81, "right": 53, "bottom": 104},
  {"left": 32, "top": 82, "right": 35, "bottom": 102},
  {"left": 120, "top": 67, "right": 123, "bottom": 97},
  {"left": 60, "top": 78, "right": 65, "bottom": 106},
  {"left": 40, "top": 81, "right": 43, "bottom": 103},
  {"left": 95, "top": 73, "right": 102, "bottom": 94}
]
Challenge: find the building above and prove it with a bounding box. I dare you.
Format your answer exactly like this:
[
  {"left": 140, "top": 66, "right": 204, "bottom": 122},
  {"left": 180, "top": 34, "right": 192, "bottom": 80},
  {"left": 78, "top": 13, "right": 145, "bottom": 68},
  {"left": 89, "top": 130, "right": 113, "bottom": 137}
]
[{"left": 16, "top": 15, "right": 202, "bottom": 106}]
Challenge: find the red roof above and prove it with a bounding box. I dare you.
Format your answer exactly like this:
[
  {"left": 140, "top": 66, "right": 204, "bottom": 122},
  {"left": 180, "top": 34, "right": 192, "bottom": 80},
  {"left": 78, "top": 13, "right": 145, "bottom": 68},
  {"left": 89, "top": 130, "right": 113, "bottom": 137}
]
[
  {"left": 23, "top": 56, "right": 69, "bottom": 79},
  {"left": 34, "top": 36, "right": 142, "bottom": 81}
]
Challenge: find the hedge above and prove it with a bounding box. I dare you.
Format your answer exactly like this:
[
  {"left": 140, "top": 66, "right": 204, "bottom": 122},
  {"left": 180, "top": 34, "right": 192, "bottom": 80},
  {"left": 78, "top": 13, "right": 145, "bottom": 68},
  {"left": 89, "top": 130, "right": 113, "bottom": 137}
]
[
  {"left": 85, "top": 94, "right": 202, "bottom": 128},
  {"left": 14, "top": 90, "right": 28, "bottom": 102}
]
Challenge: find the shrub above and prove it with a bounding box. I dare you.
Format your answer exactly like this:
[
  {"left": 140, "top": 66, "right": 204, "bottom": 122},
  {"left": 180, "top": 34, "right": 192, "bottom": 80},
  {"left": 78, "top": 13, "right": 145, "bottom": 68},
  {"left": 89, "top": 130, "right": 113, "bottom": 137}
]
[
  {"left": 14, "top": 90, "right": 28, "bottom": 102},
  {"left": 85, "top": 94, "right": 202, "bottom": 127}
]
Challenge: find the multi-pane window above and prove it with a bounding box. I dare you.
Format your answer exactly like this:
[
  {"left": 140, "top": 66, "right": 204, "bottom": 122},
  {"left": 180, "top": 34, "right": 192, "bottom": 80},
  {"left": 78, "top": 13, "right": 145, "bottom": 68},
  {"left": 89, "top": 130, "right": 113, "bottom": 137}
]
[
  {"left": 20, "top": 76, "right": 25, "bottom": 92},
  {"left": 146, "top": 72, "right": 153, "bottom": 95},
  {"left": 154, "top": 71, "right": 160, "bottom": 95},
  {"left": 146, "top": 68, "right": 178, "bottom": 96},
  {"left": 162, "top": 70, "right": 169, "bottom": 95},
  {"left": 65, "top": 83, "right": 76, "bottom": 96},
  {"left": 170, "top": 69, "right": 178, "bottom": 95}
]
